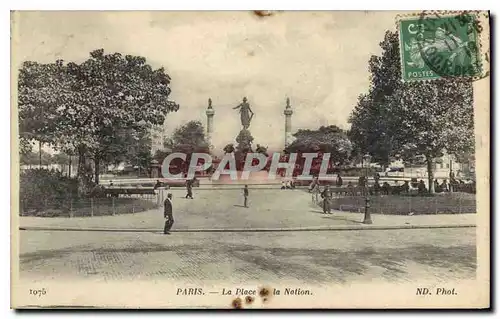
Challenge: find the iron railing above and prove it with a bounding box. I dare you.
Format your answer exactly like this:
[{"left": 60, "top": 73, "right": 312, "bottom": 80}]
[{"left": 20, "top": 194, "right": 158, "bottom": 218}]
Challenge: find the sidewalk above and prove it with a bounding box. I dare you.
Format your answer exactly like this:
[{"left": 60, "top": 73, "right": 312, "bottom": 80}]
[
  {"left": 19, "top": 210, "right": 476, "bottom": 233},
  {"left": 19, "top": 188, "right": 476, "bottom": 232}
]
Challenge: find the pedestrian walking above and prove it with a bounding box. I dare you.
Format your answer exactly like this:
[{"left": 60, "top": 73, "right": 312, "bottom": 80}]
[
  {"left": 185, "top": 179, "right": 193, "bottom": 199},
  {"left": 320, "top": 185, "right": 332, "bottom": 214},
  {"left": 336, "top": 174, "right": 343, "bottom": 187},
  {"left": 314, "top": 183, "right": 321, "bottom": 203},
  {"left": 311, "top": 183, "right": 319, "bottom": 204},
  {"left": 163, "top": 193, "right": 174, "bottom": 235},
  {"left": 154, "top": 179, "right": 161, "bottom": 190},
  {"left": 382, "top": 181, "right": 391, "bottom": 195},
  {"left": 243, "top": 184, "right": 249, "bottom": 208}
]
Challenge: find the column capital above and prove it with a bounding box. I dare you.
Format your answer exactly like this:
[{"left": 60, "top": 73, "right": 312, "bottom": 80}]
[{"left": 206, "top": 98, "right": 215, "bottom": 116}]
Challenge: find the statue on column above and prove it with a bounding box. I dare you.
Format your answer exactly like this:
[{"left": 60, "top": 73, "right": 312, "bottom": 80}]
[{"left": 233, "top": 97, "right": 254, "bottom": 129}]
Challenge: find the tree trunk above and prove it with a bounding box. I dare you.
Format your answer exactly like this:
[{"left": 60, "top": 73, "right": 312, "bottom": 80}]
[
  {"left": 38, "top": 141, "right": 42, "bottom": 168},
  {"left": 77, "top": 150, "right": 84, "bottom": 177},
  {"left": 76, "top": 146, "right": 94, "bottom": 195},
  {"left": 427, "top": 156, "right": 435, "bottom": 194},
  {"left": 94, "top": 158, "right": 100, "bottom": 185},
  {"left": 68, "top": 155, "right": 72, "bottom": 177}
]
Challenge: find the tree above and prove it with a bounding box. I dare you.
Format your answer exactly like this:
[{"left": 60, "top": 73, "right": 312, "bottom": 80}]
[
  {"left": 348, "top": 31, "right": 405, "bottom": 168},
  {"left": 171, "top": 121, "right": 209, "bottom": 155},
  {"left": 108, "top": 125, "right": 153, "bottom": 175},
  {"left": 394, "top": 79, "right": 474, "bottom": 193},
  {"left": 286, "top": 125, "right": 353, "bottom": 166},
  {"left": 18, "top": 49, "right": 180, "bottom": 192},
  {"left": 153, "top": 149, "right": 171, "bottom": 163},
  {"left": 348, "top": 31, "right": 474, "bottom": 193},
  {"left": 169, "top": 121, "right": 209, "bottom": 172},
  {"left": 348, "top": 94, "right": 402, "bottom": 168},
  {"left": 52, "top": 152, "right": 70, "bottom": 165},
  {"left": 20, "top": 150, "right": 53, "bottom": 166},
  {"left": 20, "top": 151, "right": 38, "bottom": 166}
]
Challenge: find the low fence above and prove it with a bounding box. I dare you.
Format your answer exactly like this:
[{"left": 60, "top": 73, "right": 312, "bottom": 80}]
[
  {"left": 20, "top": 194, "right": 158, "bottom": 218},
  {"left": 314, "top": 191, "right": 477, "bottom": 215}
]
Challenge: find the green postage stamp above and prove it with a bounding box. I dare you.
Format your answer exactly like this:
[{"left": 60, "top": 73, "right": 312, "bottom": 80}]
[{"left": 399, "top": 11, "right": 485, "bottom": 82}]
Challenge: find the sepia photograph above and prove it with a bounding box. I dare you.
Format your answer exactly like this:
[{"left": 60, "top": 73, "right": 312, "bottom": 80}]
[{"left": 10, "top": 10, "right": 490, "bottom": 309}]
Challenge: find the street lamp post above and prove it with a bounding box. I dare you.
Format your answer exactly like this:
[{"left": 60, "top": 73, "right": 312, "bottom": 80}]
[{"left": 363, "top": 153, "right": 373, "bottom": 224}]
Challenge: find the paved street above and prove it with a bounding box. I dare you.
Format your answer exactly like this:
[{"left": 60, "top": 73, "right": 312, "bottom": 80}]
[
  {"left": 19, "top": 228, "right": 476, "bottom": 284},
  {"left": 19, "top": 188, "right": 476, "bottom": 230},
  {"left": 19, "top": 188, "right": 477, "bottom": 285}
]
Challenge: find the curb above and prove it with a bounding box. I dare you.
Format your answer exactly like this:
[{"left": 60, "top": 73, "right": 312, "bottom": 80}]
[{"left": 19, "top": 224, "right": 476, "bottom": 233}]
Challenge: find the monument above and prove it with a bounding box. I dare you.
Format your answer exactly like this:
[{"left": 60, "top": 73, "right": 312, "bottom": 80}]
[
  {"left": 233, "top": 97, "right": 255, "bottom": 157},
  {"left": 284, "top": 97, "right": 294, "bottom": 148},
  {"left": 205, "top": 98, "right": 215, "bottom": 151},
  {"left": 206, "top": 96, "right": 293, "bottom": 157},
  {"left": 233, "top": 96, "right": 254, "bottom": 129}
]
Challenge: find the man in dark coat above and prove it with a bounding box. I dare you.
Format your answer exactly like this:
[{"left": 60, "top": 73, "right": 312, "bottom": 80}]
[
  {"left": 321, "top": 185, "right": 332, "bottom": 214},
  {"left": 243, "top": 185, "right": 249, "bottom": 208},
  {"left": 154, "top": 179, "right": 162, "bottom": 190},
  {"left": 336, "top": 174, "right": 343, "bottom": 187},
  {"left": 164, "top": 193, "right": 174, "bottom": 235},
  {"left": 185, "top": 179, "right": 193, "bottom": 199}
]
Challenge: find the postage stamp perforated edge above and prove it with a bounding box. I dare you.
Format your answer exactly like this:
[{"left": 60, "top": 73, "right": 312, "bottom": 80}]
[{"left": 395, "top": 10, "right": 490, "bottom": 83}]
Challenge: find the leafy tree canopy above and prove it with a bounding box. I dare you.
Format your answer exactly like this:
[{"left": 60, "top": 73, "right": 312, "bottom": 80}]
[
  {"left": 171, "top": 120, "right": 209, "bottom": 154},
  {"left": 18, "top": 49, "right": 179, "bottom": 189},
  {"left": 286, "top": 125, "right": 353, "bottom": 165},
  {"left": 348, "top": 31, "right": 474, "bottom": 192}
]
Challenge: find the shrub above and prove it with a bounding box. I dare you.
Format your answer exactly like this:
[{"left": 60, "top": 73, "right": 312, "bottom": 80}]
[
  {"left": 20, "top": 168, "right": 78, "bottom": 213},
  {"left": 328, "top": 192, "right": 476, "bottom": 215},
  {"left": 21, "top": 197, "right": 158, "bottom": 217},
  {"left": 19, "top": 168, "right": 159, "bottom": 217}
]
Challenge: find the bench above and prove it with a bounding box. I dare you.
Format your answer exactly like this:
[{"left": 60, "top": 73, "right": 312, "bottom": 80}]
[{"left": 104, "top": 187, "right": 157, "bottom": 197}]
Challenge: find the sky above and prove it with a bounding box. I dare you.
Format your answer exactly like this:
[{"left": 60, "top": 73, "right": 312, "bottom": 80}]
[{"left": 13, "top": 11, "right": 400, "bottom": 152}]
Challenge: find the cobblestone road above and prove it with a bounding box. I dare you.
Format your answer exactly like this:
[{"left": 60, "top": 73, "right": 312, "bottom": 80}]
[{"left": 19, "top": 228, "right": 476, "bottom": 284}]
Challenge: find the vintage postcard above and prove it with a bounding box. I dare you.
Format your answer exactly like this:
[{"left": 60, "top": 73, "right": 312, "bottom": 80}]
[{"left": 11, "top": 10, "right": 490, "bottom": 309}]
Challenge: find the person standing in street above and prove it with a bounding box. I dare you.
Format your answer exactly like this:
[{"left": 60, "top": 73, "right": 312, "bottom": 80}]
[
  {"left": 164, "top": 193, "right": 174, "bottom": 235},
  {"left": 243, "top": 185, "right": 249, "bottom": 208},
  {"left": 312, "top": 182, "right": 321, "bottom": 204},
  {"left": 185, "top": 178, "right": 193, "bottom": 199},
  {"left": 154, "top": 179, "right": 161, "bottom": 190},
  {"left": 321, "top": 185, "right": 332, "bottom": 214},
  {"left": 336, "top": 174, "right": 343, "bottom": 187}
]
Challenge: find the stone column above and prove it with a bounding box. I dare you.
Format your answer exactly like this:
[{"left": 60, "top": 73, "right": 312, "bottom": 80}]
[
  {"left": 206, "top": 98, "right": 215, "bottom": 150},
  {"left": 284, "top": 98, "right": 293, "bottom": 148}
]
